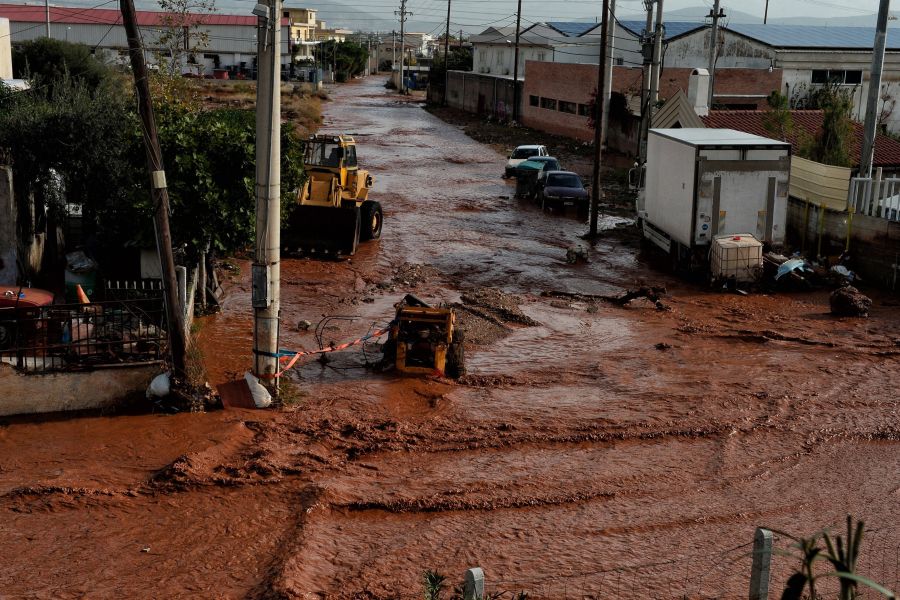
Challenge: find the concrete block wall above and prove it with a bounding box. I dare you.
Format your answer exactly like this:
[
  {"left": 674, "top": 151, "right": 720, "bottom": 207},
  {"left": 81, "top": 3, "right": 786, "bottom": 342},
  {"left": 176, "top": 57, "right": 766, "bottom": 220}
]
[
  {"left": 446, "top": 71, "right": 521, "bottom": 121},
  {"left": 787, "top": 197, "right": 900, "bottom": 288}
]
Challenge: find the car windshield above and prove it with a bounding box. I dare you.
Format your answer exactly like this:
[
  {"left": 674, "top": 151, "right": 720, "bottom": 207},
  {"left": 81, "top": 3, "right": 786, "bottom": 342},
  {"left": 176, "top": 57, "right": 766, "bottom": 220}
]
[
  {"left": 547, "top": 173, "right": 582, "bottom": 188},
  {"left": 306, "top": 141, "right": 343, "bottom": 167},
  {"left": 512, "top": 147, "right": 538, "bottom": 159}
]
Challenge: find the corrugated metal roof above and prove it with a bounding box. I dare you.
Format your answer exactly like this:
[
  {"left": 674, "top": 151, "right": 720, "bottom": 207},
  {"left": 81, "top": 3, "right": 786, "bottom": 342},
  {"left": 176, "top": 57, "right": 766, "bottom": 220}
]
[
  {"left": 618, "top": 20, "right": 706, "bottom": 41},
  {"left": 545, "top": 21, "right": 597, "bottom": 37},
  {"left": 0, "top": 3, "right": 288, "bottom": 26},
  {"left": 726, "top": 23, "right": 900, "bottom": 50}
]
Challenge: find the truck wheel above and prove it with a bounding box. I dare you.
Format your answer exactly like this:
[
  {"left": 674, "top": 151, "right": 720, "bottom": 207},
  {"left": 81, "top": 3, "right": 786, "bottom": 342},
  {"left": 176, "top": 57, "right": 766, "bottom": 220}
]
[
  {"left": 360, "top": 200, "right": 383, "bottom": 241},
  {"left": 445, "top": 330, "right": 466, "bottom": 378}
]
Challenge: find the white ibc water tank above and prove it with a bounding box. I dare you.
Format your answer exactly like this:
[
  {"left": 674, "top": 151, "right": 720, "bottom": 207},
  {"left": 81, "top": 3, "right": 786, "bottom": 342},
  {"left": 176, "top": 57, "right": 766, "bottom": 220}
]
[{"left": 710, "top": 234, "right": 763, "bottom": 283}]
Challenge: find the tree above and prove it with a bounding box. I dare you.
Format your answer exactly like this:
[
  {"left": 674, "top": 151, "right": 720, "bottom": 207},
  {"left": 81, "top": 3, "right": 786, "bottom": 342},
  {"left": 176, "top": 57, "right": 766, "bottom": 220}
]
[
  {"left": 762, "top": 90, "right": 794, "bottom": 142},
  {"left": 11, "top": 38, "right": 113, "bottom": 96},
  {"left": 808, "top": 82, "right": 855, "bottom": 168},
  {"left": 156, "top": 0, "right": 216, "bottom": 71},
  {"left": 429, "top": 46, "right": 473, "bottom": 90},
  {"left": 321, "top": 40, "right": 369, "bottom": 82}
]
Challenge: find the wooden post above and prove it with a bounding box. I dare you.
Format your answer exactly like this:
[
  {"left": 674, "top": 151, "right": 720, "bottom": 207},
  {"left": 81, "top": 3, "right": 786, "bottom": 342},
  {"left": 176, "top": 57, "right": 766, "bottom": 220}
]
[
  {"left": 120, "top": 0, "right": 187, "bottom": 378},
  {"left": 589, "top": 0, "right": 611, "bottom": 238}
]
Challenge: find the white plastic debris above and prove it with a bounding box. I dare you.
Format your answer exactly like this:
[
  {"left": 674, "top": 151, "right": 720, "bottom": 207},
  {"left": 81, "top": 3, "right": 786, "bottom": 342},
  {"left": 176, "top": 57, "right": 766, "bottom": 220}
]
[
  {"left": 244, "top": 371, "right": 273, "bottom": 408},
  {"left": 146, "top": 372, "right": 171, "bottom": 399}
]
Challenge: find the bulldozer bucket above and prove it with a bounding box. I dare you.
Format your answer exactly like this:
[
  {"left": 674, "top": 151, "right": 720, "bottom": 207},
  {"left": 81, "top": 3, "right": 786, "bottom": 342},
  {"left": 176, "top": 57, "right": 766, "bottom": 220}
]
[{"left": 282, "top": 204, "right": 361, "bottom": 257}]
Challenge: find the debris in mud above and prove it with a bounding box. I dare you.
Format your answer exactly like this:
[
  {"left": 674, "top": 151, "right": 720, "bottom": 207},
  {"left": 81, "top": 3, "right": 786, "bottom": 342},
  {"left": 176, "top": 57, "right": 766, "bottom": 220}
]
[
  {"left": 543, "top": 285, "right": 669, "bottom": 311},
  {"left": 655, "top": 342, "right": 672, "bottom": 351},
  {"left": 452, "top": 289, "right": 539, "bottom": 346},
  {"left": 456, "top": 373, "right": 520, "bottom": 387},
  {"left": 392, "top": 262, "right": 440, "bottom": 288},
  {"left": 459, "top": 289, "right": 539, "bottom": 326},
  {"left": 566, "top": 245, "right": 589, "bottom": 264},
  {"left": 297, "top": 320, "right": 312, "bottom": 331},
  {"left": 830, "top": 286, "right": 872, "bottom": 318}
]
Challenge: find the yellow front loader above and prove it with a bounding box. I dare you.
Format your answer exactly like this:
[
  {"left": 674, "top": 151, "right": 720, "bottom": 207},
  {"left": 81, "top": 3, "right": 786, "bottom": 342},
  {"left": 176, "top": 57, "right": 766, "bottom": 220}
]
[{"left": 282, "top": 134, "right": 383, "bottom": 256}]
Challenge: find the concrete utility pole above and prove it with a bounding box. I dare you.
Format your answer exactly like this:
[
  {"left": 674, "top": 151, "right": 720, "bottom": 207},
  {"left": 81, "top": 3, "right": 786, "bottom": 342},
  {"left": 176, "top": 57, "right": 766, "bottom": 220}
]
[
  {"left": 764, "top": 0, "right": 770, "bottom": 24},
  {"left": 443, "top": 0, "right": 451, "bottom": 105},
  {"left": 600, "top": 0, "right": 616, "bottom": 147},
  {"left": 44, "top": 0, "right": 50, "bottom": 37},
  {"left": 120, "top": 0, "right": 187, "bottom": 378},
  {"left": 648, "top": 0, "right": 664, "bottom": 107},
  {"left": 395, "top": 0, "right": 412, "bottom": 93},
  {"left": 589, "top": 0, "right": 611, "bottom": 238},
  {"left": 511, "top": 0, "right": 523, "bottom": 121},
  {"left": 638, "top": 0, "right": 655, "bottom": 162},
  {"left": 860, "top": 0, "right": 891, "bottom": 177},
  {"left": 706, "top": 0, "right": 724, "bottom": 107},
  {"left": 251, "top": 0, "right": 282, "bottom": 390},
  {"left": 392, "top": 30, "right": 396, "bottom": 70}
]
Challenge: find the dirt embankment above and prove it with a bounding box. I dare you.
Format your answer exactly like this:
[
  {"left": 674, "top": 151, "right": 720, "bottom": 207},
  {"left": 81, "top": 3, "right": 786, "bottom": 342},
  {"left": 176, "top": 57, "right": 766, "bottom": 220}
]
[{"left": 196, "top": 80, "right": 326, "bottom": 135}]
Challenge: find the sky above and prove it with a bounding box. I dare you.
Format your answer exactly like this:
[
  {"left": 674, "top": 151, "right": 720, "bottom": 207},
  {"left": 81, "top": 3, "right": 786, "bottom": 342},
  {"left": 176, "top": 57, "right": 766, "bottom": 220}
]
[{"left": 4, "top": 0, "right": 895, "bottom": 33}]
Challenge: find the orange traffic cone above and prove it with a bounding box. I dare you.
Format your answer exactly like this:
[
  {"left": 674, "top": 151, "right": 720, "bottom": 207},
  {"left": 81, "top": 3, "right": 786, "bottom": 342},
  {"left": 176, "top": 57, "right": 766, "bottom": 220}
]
[{"left": 75, "top": 284, "right": 90, "bottom": 304}]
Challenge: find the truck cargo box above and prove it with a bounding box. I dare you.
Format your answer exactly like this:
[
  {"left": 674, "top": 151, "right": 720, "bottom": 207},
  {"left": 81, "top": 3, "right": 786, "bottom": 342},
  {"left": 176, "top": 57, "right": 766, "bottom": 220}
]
[{"left": 639, "top": 129, "right": 791, "bottom": 252}]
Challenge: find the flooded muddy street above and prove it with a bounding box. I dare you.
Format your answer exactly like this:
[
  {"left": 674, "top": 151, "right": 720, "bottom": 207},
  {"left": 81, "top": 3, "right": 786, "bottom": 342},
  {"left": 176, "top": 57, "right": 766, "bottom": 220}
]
[{"left": 3, "top": 77, "right": 900, "bottom": 599}]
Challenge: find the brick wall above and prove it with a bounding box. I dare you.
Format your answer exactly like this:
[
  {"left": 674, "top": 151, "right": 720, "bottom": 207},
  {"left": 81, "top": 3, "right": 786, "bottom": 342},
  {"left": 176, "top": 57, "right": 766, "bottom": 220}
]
[{"left": 521, "top": 61, "right": 784, "bottom": 149}]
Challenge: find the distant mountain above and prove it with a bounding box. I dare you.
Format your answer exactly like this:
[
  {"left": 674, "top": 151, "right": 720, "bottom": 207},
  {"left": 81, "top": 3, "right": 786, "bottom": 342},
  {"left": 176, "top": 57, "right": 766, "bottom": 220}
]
[{"left": 665, "top": 5, "right": 897, "bottom": 27}]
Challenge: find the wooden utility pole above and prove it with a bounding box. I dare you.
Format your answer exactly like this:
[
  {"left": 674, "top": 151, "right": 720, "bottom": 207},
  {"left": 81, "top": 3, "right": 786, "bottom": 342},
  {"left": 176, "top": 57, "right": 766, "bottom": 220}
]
[
  {"left": 706, "top": 0, "right": 724, "bottom": 107},
  {"left": 764, "top": 0, "right": 769, "bottom": 24},
  {"left": 589, "top": 0, "right": 611, "bottom": 238},
  {"left": 860, "top": 0, "right": 891, "bottom": 177},
  {"left": 120, "top": 0, "right": 187, "bottom": 378},
  {"left": 443, "top": 0, "right": 451, "bottom": 105},
  {"left": 511, "top": 0, "right": 523, "bottom": 121},
  {"left": 252, "top": 0, "right": 282, "bottom": 390}
]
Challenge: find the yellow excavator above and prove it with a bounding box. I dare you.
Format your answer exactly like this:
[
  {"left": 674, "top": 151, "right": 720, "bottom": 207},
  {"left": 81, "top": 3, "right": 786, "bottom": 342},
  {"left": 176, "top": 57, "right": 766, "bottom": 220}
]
[{"left": 282, "top": 134, "right": 383, "bottom": 256}]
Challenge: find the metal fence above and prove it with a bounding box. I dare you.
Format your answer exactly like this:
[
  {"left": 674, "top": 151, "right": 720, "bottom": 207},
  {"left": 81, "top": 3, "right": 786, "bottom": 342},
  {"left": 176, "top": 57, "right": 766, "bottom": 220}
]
[
  {"left": 0, "top": 298, "right": 167, "bottom": 373},
  {"left": 848, "top": 176, "right": 900, "bottom": 221},
  {"left": 103, "top": 279, "right": 166, "bottom": 302}
]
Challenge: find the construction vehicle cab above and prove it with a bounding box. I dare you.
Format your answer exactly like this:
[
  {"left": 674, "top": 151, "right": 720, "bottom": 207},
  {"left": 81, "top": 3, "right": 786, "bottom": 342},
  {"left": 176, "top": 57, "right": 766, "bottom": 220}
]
[
  {"left": 282, "top": 134, "right": 383, "bottom": 256},
  {"left": 382, "top": 295, "right": 465, "bottom": 378}
]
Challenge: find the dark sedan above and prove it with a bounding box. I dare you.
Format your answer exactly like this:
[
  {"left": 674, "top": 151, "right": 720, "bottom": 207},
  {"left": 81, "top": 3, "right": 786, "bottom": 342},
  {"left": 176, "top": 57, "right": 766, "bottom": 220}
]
[{"left": 535, "top": 171, "right": 589, "bottom": 211}]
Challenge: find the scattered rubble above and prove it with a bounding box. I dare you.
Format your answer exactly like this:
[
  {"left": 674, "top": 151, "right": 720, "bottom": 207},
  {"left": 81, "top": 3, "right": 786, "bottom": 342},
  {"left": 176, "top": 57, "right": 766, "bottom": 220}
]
[{"left": 830, "top": 286, "right": 872, "bottom": 318}]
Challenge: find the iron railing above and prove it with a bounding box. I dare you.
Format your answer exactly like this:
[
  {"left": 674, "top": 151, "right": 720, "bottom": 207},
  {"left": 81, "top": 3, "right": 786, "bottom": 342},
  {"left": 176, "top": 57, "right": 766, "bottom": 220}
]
[{"left": 0, "top": 298, "right": 167, "bottom": 373}]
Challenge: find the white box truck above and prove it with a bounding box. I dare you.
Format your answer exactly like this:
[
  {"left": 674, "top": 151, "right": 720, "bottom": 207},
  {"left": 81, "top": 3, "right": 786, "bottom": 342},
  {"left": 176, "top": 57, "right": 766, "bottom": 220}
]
[{"left": 636, "top": 128, "right": 791, "bottom": 266}]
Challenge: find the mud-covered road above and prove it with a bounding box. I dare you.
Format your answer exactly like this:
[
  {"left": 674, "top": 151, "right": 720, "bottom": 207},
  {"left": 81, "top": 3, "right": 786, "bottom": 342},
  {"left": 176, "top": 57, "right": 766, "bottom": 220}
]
[{"left": 3, "top": 77, "right": 900, "bottom": 599}]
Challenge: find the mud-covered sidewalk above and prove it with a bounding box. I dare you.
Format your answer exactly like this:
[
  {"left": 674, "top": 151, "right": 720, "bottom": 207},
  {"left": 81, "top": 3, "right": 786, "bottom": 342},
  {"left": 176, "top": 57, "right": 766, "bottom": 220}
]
[{"left": 2, "top": 76, "right": 900, "bottom": 599}]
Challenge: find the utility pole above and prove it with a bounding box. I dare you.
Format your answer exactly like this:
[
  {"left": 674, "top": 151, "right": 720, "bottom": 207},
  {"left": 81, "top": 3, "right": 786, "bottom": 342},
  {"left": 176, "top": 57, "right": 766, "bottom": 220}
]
[
  {"left": 706, "top": 0, "right": 724, "bottom": 107},
  {"left": 392, "top": 30, "right": 396, "bottom": 70},
  {"left": 511, "top": 0, "right": 523, "bottom": 121},
  {"left": 600, "top": 0, "right": 616, "bottom": 147},
  {"left": 589, "top": 0, "right": 611, "bottom": 238},
  {"left": 764, "top": 0, "right": 769, "bottom": 24},
  {"left": 638, "top": 0, "right": 655, "bottom": 163},
  {"left": 860, "top": 0, "right": 891, "bottom": 177},
  {"left": 44, "top": 0, "right": 50, "bottom": 37},
  {"left": 120, "top": 0, "right": 187, "bottom": 378},
  {"left": 251, "top": 0, "right": 282, "bottom": 390},
  {"left": 395, "top": 0, "right": 412, "bottom": 93},
  {"left": 648, "top": 0, "right": 664, "bottom": 107},
  {"left": 443, "top": 0, "right": 451, "bottom": 105}
]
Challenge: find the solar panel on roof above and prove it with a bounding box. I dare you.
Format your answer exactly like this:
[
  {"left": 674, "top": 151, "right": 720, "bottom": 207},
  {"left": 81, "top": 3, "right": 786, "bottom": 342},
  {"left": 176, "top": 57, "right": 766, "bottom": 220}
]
[
  {"left": 546, "top": 21, "right": 597, "bottom": 37},
  {"left": 618, "top": 20, "right": 706, "bottom": 41},
  {"left": 726, "top": 23, "right": 900, "bottom": 49}
]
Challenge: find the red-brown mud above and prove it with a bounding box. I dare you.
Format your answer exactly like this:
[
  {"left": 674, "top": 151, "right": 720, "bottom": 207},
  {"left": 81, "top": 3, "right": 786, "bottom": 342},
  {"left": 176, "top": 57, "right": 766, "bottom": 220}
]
[{"left": 2, "top": 77, "right": 900, "bottom": 599}]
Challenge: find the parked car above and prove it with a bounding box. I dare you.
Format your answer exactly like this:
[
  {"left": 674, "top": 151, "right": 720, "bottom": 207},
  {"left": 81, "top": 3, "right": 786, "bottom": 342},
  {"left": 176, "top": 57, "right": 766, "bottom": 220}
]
[
  {"left": 504, "top": 144, "right": 548, "bottom": 178},
  {"left": 534, "top": 171, "right": 589, "bottom": 211}
]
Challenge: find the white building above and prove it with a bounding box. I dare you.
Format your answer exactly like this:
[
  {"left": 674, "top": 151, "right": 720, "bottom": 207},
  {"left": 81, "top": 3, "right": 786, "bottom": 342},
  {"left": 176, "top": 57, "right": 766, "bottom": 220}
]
[
  {"left": 470, "top": 21, "right": 651, "bottom": 79},
  {"left": 661, "top": 23, "right": 900, "bottom": 133},
  {"left": 0, "top": 3, "right": 291, "bottom": 76}
]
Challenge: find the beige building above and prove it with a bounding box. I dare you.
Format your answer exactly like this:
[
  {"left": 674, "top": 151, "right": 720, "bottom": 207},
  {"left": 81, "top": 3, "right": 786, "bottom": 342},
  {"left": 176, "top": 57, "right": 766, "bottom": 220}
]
[
  {"left": 283, "top": 7, "right": 317, "bottom": 61},
  {"left": 315, "top": 22, "right": 352, "bottom": 43},
  {"left": 0, "top": 17, "right": 11, "bottom": 79}
]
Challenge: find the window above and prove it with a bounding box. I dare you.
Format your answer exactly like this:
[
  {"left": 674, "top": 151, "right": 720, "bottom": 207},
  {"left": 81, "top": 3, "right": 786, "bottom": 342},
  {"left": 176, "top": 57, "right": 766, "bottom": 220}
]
[
  {"left": 496, "top": 50, "right": 505, "bottom": 66},
  {"left": 529, "top": 95, "right": 539, "bottom": 107},
  {"left": 578, "top": 104, "right": 591, "bottom": 117},
  {"left": 811, "top": 69, "right": 863, "bottom": 85},
  {"left": 616, "top": 57, "right": 624, "bottom": 66},
  {"left": 559, "top": 101, "right": 577, "bottom": 114},
  {"left": 540, "top": 97, "right": 557, "bottom": 110},
  {"left": 537, "top": 51, "right": 546, "bottom": 61}
]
